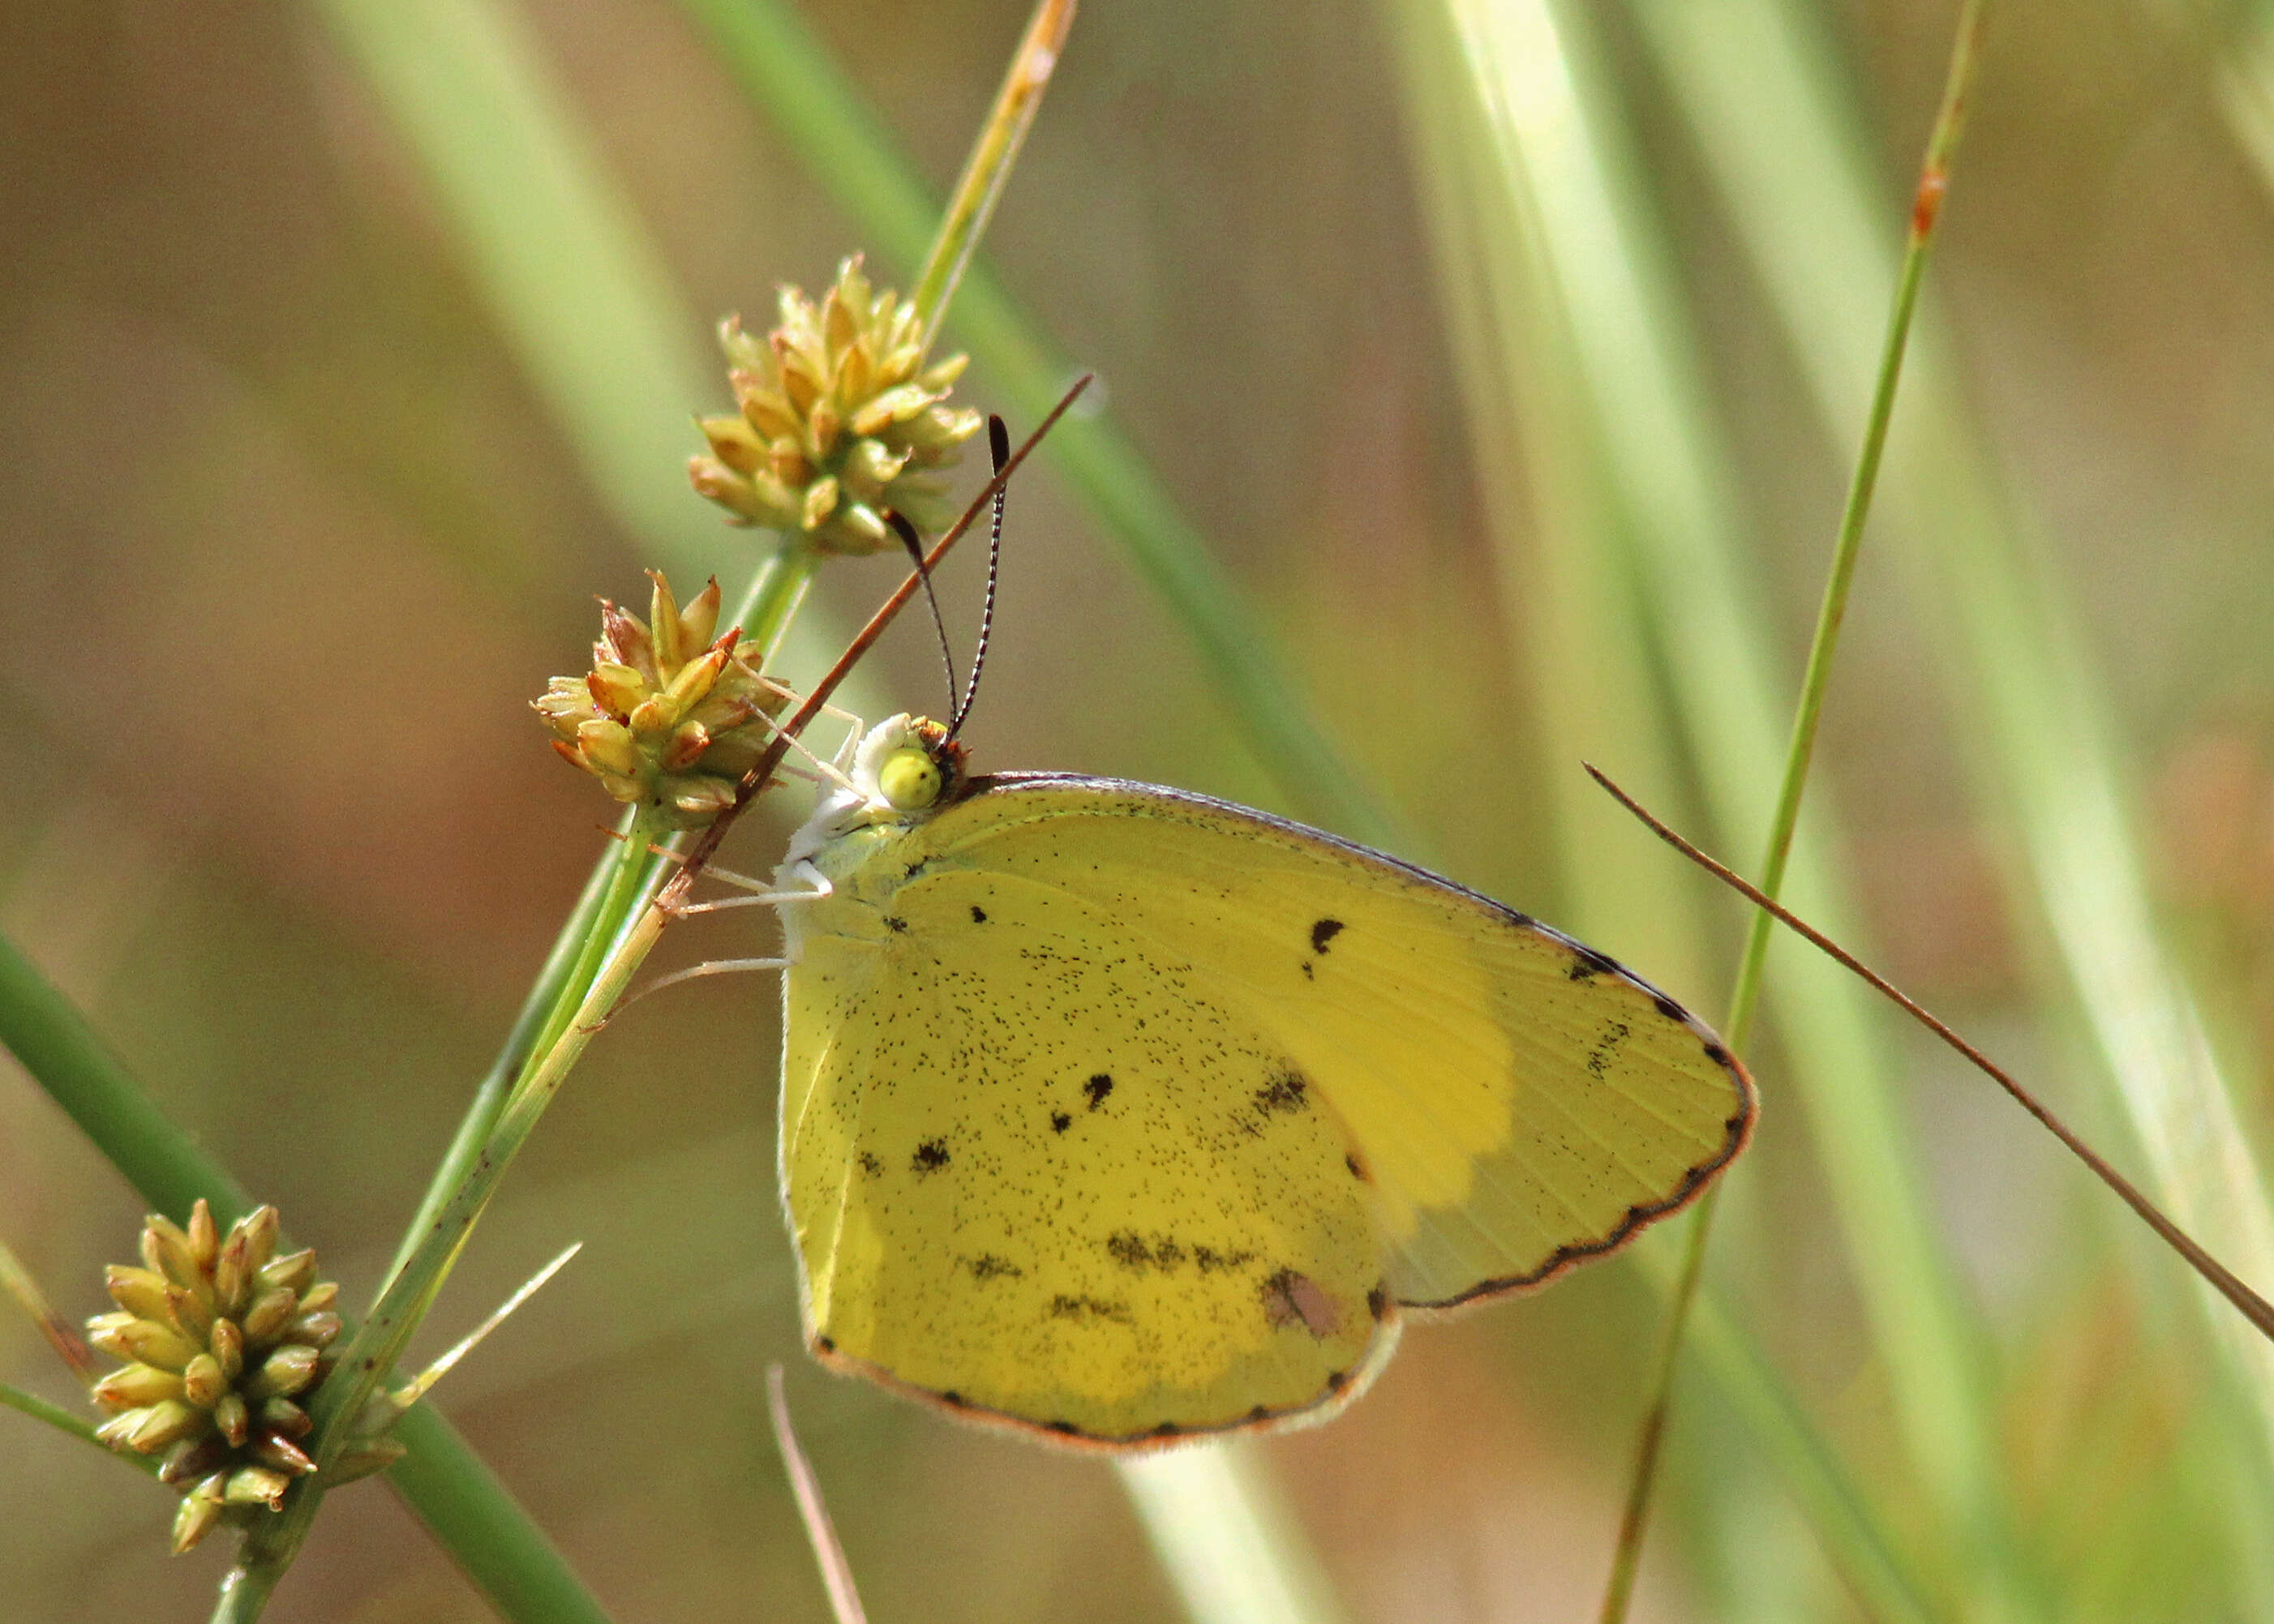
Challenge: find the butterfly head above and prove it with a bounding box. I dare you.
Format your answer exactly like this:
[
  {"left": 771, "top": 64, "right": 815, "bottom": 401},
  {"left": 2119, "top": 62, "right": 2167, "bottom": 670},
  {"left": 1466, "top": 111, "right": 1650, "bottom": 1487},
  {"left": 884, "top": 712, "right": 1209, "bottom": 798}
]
[
  {"left": 851, "top": 713, "right": 967, "bottom": 817},
  {"left": 786, "top": 713, "right": 967, "bottom": 866}
]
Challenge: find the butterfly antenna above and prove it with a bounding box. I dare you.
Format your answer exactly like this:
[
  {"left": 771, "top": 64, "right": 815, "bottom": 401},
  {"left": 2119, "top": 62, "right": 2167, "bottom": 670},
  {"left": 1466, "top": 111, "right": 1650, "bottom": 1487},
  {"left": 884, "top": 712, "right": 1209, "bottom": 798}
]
[
  {"left": 886, "top": 509, "right": 959, "bottom": 719},
  {"left": 950, "top": 415, "right": 1011, "bottom": 739}
]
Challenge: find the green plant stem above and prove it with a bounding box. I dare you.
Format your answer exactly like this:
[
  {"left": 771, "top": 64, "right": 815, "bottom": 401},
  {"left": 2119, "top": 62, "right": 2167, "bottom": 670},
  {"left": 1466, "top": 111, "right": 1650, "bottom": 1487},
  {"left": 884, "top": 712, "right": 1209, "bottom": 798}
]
[
  {"left": 514, "top": 809, "right": 667, "bottom": 1106},
  {"left": 388, "top": 545, "right": 817, "bottom": 1294},
  {"left": 233, "top": 901, "right": 666, "bottom": 1610},
  {"left": 911, "top": 0, "right": 1077, "bottom": 349},
  {"left": 1, "top": 1378, "right": 150, "bottom": 1465},
  {"left": 212, "top": 1563, "right": 281, "bottom": 1624},
  {"left": 380, "top": 812, "right": 631, "bottom": 1289},
  {"left": 1594, "top": 6, "right": 1988, "bottom": 1621}
]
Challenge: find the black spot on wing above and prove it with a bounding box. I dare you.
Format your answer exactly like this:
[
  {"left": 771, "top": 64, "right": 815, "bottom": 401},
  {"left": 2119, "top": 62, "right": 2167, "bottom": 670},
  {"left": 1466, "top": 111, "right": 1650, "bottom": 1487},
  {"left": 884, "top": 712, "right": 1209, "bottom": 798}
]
[
  {"left": 1049, "top": 1110, "right": 1072, "bottom": 1134},
  {"left": 856, "top": 1152, "right": 883, "bottom": 1176},
  {"left": 1367, "top": 1284, "right": 1388, "bottom": 1320},
  {"left": 1568, "top": 945, "right": 1621, "bottom": 981},
  {"left": 1083, "top": 1073, "right": 1114, "bottom": 1109},
  {"left": 912, "top": 1139, "right": 950, "bottom": 1173},
  {"left": 1585, "top": 1020, "right": 1632, "bottom": 1079},
  {"left": 1345, "top": 1152, "right": 1371, "bottom": 1183},
  {"left": 1049, "top": 1294, "right": 1132, "bottom": 1324},
  {"left": 883, "top": 915, "right": 909, "bottom": 934},
  {"left": 1254, "top": 1070, "right": 1307, "bottom": 1113},
  {"left": 968, "top": 1254, "right": 1022, "bottom": 1281},
  {"left": 1310, "top": 918, "right": 1345, "bottom": 954},
  {"left": 1107, "top": 1233, "right": 1195, "bottom": 1271},
  {"left": 1703, "top": 1040, "right": 1732, "bottom": 1067},
  {"left": 1192, "top": 1245, "right": 1257, "bottom": 1273},
  {"left": 1653, "top": 994, "right": 1686, "bottom": 1022},
  {"left": 969, "top": 904, "right": 989, "bottom": 923}
]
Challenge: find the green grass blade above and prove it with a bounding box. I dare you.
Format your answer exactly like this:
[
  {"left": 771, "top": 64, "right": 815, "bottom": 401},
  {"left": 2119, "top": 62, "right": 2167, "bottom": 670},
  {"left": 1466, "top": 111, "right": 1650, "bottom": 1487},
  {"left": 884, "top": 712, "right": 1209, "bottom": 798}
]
[
  {"left": 675, "top": 0, "right": 1406, "bottom": 851},
  {"left": 1385, "top": 3, "right": 1954, "bottom": 1614},
  {"left": 1119, "top": 1446, "right": 1359, "bottom": 1624},
  {"left": 0, "top": 933, "right": 617, "bottom": 1624},
  {"left": 1640, "top": 0, "right": 2274, "bottom": 1481},
  {"left": 1599, "top": 11, "right": 1984, "bottom": 1617},
  {"left": 1675, "top": 1282, "right": 1947, "bottom": 1624},
  {"left": 1392, "top": 0, "right": 2037, "bottom": 1612},
  {"left": 0, "top": 932, "right": 254, "bottom": 1222}
]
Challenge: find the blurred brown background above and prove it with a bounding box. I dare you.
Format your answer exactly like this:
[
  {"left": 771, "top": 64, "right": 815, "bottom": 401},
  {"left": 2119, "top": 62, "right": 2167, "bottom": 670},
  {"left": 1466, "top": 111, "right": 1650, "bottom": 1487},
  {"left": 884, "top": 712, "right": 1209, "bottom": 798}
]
[{"left": 8, "top": 0, "right": 2274, "bottom": 1618}]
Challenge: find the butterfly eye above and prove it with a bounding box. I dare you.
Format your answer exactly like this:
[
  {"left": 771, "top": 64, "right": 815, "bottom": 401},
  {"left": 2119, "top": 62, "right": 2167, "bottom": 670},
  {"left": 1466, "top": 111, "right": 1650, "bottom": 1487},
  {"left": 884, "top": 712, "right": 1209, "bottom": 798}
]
[{"left": 877, "top": 746, "right": 944, "bottom": 812}]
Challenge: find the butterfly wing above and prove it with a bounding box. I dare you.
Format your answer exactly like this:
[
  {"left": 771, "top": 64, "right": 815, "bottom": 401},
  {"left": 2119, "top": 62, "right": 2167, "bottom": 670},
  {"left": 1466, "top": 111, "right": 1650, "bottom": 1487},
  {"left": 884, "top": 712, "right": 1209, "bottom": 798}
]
[
  {"left": 780, "top": 813, "right": 1392, "bottom": 1446},
  {"left": 779, "top": 773, "right": 1753, "bottom": 1445}
]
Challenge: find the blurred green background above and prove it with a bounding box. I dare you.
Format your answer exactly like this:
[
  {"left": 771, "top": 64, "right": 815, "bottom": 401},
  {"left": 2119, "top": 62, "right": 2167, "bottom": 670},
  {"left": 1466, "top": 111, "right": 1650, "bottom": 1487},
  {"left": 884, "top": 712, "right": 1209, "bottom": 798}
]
[{"left": 11, "top": 0, "right": 2274, "bottom": 1618}]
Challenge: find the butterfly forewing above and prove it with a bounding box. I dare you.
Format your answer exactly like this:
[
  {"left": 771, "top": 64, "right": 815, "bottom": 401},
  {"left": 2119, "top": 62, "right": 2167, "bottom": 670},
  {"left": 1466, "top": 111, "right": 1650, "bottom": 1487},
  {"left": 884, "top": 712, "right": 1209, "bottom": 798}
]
[{"left": 920, "top": 776, "right": 1755, "bottom": 1311}]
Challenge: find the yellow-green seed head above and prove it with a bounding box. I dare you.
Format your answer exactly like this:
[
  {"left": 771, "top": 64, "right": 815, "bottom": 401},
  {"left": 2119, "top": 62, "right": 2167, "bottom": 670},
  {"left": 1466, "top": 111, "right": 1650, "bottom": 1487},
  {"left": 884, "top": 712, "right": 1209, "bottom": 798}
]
[
  {"left": 534, "top": 572, "right": 792, "bottom": 828},
  {"left": 88, "top": 1201, "right": 342, "bottom": 1553},
  {"left": 689, "top": 255, "right": 982, "bottom": 554}
]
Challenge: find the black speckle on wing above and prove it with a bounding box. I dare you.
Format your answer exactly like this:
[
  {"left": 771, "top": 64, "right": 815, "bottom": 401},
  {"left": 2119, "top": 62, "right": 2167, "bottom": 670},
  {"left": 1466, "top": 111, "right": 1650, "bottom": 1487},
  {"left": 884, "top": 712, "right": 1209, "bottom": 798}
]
[
  {"left": 912, "top": 1138, "right": 950, "bottom": 1173},
  {"left": 1585, "top": 1020, "right": 1632, "bottom": 1079},
  {"left": 1309, "top": 918, "right": 1345, "bottom": 954}
]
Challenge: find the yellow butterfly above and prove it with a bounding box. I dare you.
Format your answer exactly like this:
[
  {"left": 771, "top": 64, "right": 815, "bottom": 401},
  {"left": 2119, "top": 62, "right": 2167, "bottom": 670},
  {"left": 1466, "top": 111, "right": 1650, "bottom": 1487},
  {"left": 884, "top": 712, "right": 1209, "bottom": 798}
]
[{"left": 770, "top": 712, "right": 1754, "bottom": 1448}]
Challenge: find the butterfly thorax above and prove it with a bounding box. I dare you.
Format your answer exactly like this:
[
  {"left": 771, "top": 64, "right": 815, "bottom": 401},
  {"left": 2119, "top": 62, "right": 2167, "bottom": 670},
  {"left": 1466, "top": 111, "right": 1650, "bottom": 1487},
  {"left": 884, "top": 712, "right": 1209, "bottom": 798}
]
[{"left": 779, "top": 714, "right": 968, "bottom": 955}]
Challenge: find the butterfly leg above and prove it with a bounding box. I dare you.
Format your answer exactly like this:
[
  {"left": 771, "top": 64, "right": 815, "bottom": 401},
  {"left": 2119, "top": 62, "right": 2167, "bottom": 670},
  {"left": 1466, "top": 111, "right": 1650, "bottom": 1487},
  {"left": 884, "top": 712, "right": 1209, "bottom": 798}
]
[
  {"left": 666, "top": 859, "right": 830, "bottom": 916},
  {"left": 631, "top": 953, "right": 796, "bottom": 1002},
  {"left": 735, "top": 705, "right": 860, "bottom": 795}
]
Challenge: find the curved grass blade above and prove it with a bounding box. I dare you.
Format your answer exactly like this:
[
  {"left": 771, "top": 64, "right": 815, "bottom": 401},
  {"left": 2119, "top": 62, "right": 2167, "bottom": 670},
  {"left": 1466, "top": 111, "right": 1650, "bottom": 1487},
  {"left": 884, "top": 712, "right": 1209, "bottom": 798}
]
[
  {"left": 1637, "top": 0, "right": 2274, "bottom": 1506},
  {"left": 1388, "top": 0, "right": 2037, "bottom": 1613}
]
